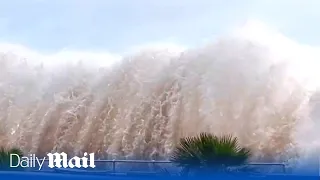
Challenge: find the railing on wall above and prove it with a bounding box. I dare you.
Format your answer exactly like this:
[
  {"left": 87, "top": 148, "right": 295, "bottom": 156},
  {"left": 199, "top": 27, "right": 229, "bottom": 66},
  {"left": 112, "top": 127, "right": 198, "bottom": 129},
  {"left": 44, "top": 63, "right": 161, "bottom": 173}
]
[{"left": 36, "top": 159, "right": 286, "bottom": 174}]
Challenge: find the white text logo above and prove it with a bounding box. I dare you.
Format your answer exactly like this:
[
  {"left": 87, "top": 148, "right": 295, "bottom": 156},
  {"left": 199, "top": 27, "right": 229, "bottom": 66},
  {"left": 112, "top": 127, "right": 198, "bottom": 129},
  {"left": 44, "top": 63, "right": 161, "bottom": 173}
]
[{"left": 10, "top": 152, "right": 95, "bottom": 170}]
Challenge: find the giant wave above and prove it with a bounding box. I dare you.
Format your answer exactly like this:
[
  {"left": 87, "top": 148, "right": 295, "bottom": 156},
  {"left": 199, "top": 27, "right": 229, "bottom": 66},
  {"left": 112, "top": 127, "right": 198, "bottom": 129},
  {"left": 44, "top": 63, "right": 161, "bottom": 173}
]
[{"left": 0, "top": 22, "right": 319, "bottom": 172}]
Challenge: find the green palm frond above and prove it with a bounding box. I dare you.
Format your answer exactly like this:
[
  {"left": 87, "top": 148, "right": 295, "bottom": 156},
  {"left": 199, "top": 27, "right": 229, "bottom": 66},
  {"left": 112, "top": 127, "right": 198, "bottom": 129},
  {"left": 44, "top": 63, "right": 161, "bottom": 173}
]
[
  {"left": 0, "top": 147, "right": 24, "bottom": 170},
  {"left": 170, "top": 132, "right": 251, "bottom": 174}
]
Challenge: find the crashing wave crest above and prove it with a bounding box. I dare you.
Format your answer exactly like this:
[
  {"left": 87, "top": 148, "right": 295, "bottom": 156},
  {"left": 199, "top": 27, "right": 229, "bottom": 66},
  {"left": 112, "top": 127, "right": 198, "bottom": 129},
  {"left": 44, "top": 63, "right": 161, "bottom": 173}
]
[{"left": 0, "top": 23, "right": 319, "bottom": 170}]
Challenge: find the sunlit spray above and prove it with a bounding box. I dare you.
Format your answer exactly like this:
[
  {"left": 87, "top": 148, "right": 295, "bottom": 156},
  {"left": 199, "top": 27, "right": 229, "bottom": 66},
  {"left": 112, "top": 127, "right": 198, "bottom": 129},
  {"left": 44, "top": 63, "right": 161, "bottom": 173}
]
[{"left": 0, "top": 21, "right": 320, "bottom": 173}]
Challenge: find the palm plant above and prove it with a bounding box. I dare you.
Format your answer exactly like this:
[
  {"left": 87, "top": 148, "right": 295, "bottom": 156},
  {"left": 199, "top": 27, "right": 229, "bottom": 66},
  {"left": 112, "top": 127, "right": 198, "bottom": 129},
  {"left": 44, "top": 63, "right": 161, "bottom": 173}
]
[
  {"left": 170, "top": 133, "right": 251, "bottom": 176},
  {"left": 0, "top": 147, "right": 24, "bottom": 170}
]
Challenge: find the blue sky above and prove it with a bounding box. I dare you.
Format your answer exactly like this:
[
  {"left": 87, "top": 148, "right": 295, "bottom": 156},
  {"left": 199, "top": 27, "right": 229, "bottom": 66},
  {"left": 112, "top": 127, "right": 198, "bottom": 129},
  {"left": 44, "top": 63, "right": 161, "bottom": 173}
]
[{"left": 0, "top": 0, "right": 319, "bottom": 54}]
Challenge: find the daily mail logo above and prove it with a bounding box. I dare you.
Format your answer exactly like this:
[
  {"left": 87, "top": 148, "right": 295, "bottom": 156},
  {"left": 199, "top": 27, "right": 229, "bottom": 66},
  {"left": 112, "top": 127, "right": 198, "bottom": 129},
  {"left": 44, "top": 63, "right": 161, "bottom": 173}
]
[{"left": 10, "top": 152, "right": 95, "bottom": 170}]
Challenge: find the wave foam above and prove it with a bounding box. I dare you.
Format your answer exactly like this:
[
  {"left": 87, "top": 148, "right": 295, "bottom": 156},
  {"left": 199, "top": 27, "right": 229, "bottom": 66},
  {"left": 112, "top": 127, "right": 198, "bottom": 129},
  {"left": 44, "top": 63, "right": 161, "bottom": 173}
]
[{"left": 0, "top": 22, "right": 319, "bottom": 168}]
